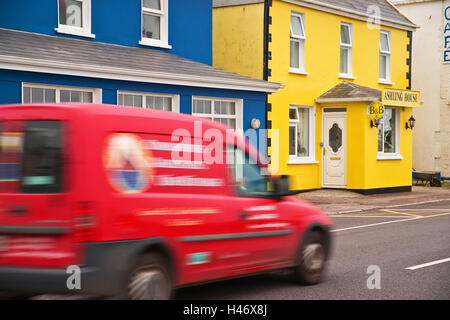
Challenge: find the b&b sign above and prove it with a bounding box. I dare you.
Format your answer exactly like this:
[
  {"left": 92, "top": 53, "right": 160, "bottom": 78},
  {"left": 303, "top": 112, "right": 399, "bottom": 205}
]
[{"left": 367, "top": 101, "right": 385, "bottom": 120}]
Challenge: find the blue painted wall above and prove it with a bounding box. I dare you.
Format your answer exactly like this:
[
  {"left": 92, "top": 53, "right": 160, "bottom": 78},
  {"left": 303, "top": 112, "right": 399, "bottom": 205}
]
[
  {"left": 0, "top": 70, "right": 267, "bottom": 154},
  {"left": 0, "top": 0, "right": 212, "bottom": 65}
]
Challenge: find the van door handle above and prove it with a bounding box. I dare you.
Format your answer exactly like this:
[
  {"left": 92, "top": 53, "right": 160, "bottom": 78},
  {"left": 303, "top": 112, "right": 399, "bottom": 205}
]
[
  {"left": 8, "top": 204, "right": 29, "bottom": 216},
  {"left": 239, "top": 210, "right": 249, "bottom": 220}
]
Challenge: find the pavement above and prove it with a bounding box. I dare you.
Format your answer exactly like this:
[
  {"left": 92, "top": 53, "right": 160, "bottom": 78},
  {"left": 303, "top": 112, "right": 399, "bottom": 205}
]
[{"left": 296, "top": 184, "right": 450, "bottom": 214}]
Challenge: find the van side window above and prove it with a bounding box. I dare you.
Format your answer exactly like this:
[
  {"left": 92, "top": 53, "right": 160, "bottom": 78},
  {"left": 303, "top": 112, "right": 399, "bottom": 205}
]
[
  {"left": 227, "top": 145, "right": 273, "bottom": 197},
  {"left": 20, "top": 121, "right": 63, "bottom": 193},
  {"left": 0, "top": 121, "right": 22, "bottom": 193}
]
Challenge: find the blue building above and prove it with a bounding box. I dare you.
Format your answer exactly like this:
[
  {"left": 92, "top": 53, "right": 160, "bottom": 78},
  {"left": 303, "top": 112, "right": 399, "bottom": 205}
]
[{"left": 0, "top": 0, "right": 281, "bottom": 153}]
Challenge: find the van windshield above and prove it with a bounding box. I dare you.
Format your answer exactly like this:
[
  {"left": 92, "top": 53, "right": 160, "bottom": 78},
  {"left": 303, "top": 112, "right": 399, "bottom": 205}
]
[{"left": 0, "top": 121, "right": 63, "bottom": 193}]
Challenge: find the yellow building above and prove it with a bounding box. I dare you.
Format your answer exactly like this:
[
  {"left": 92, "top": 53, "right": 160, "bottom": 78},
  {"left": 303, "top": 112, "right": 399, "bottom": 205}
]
[{"left": 213, "top": 0, "right": 421, "bottom": 194}]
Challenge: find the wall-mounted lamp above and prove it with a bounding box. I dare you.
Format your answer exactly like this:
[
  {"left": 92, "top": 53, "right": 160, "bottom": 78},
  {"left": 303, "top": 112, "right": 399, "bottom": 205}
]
[
  {"left": 251, "top": 118, "right": 261, "bottom": 129},
  {"left": 405, "top": 116, "right": 416, "bottom": 130},
  {"left": 370, "top": 118, "right": 380, "bottom": 128}
]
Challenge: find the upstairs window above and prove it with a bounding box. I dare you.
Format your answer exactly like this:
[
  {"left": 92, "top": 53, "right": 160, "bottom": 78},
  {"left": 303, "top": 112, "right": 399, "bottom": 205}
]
[
  {"left": 379, "top": 30, "right": 391, "bottom": 83},
  {"left": 140, "top": 0, "right": 171, "bottom": 49},
  {"left": 290, "top": 12, "right": 306, "bottom": 73},
  {"left": 56, "top": 0, "right": 94, "bottom": 38},
  {"left": 339, "top": 23, "right": 353, "bottom": 77}
]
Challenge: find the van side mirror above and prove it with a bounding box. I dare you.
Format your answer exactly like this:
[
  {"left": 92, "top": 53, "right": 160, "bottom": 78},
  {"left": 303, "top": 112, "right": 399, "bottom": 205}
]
[{"left": 272, "top": 175, "right": 291, "bottom": 197}]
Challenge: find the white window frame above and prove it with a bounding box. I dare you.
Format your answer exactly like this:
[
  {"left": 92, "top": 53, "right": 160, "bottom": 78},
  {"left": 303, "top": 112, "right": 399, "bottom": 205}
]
[
  {"left": 139, "top": 0, "right": 171, "bottom": 49},
  {"left": 379, "top": 30, "right": 392, "bottom": 84},
  {"left": 117, "top": 90, "right": 179, "bottom": 112},
  {"left": 22, "top": 83, "right": 101, "bottom": 104},
  {"left": 191, "top": 96, "right": 243, "bottom": 131},
  {"left": 339, "top": 23, "right": 354, "bottom": 79},
  {"left": 377, "top": 107, "right": 402, "bottom": 160},
  {"left": 55, "top": 0, "right": 95, "bottom": 38},
  {"left": 288, "top": 105, "right": 317, "bottom": 164},
  {"left": 289, "top": 12, "right": 307, "bottom": 75}
]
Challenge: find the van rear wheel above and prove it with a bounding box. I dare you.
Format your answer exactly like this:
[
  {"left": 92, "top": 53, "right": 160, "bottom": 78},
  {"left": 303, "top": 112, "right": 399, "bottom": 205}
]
[
  {"left": 293, "top": 231, "right": 326, "bottom": 285},
  {"left": 127, "top": 253, "right": 172, "bottom": 300}
]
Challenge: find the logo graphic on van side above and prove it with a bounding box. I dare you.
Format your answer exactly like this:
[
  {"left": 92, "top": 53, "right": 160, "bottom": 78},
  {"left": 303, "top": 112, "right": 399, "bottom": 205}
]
[{"left": 103, "top": 133, "right": 154, "bottom": 194}]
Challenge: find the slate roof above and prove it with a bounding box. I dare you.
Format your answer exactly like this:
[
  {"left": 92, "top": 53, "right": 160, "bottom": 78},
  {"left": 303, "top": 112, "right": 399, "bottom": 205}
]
[
  {"left": 305, "top": 0, "right": 415, "bottom": 26},
  {"left": 315, "top": 81, "right": 382, "bottom": 103},
  {"left": 0, "top": 28, "right": 282, "bottom": 93},
  {"left": 213, "top": 0, "right": 416, "bottom": 29}
]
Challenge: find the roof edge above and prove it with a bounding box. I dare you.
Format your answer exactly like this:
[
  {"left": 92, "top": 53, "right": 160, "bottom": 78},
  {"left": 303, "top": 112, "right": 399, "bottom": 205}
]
[
  {"left": 0, "top": 55, "right": 283, "bottom": 93},
  {"left": 315, "top": 96, "right": 381, "bottom": 104},
  {"left": 281, "top": 0, "right": 418, "bottom": 31}
]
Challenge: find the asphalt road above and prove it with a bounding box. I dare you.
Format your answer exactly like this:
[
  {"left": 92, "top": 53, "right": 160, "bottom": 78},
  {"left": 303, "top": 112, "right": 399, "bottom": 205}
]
[
  {"left": 13, "top": 200, "right": 449, "bottom": 300},
  {"left": 174, "top": 200, "right": 450, "bottom": 300}
]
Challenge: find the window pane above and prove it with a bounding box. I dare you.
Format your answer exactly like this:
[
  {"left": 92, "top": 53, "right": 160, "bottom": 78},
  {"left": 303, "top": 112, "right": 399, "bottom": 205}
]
[
  {"left": 70, "top": 90, "right": 82, "bottom": 102},
  {"left": 341, "top": 24, "right": 351, "bottom": 45},
  {"left": 380, "top": 55, "right": 387, "bottom": 79},
  {"left": 23, "top": 87, "right": 31, "bottom": 103},
  {"left": 21, "top": 121, "right": 63, "bottom": 193},
  {"left": 154, "top": 96, "right": 164, "bottom": 110},
  {"left": 142, "top": 14, "right": 161, "bottom": 40},
  {"left": 82, "top": 91, "right": 93, "bottom": 103},
  {"left": 290, "top": 40, "right": 300, "bottom": 69},
  {"left": 231, "top": 147, "right": 270, "bottom": 195},
  {"left": 383, "top": 108, "right": 396, "bottom": 153},
  {"left": 215, "top": 101, "right": 235, "bottom": 115},
  {"left": 340, "top": 48, "right": 349, "bottom": 74},
  {"left": 297, "top": 108, "right": 309, "bottom": 157},
  {"left": 291, "top": 15, "right": 304, "bottom": 37},
  {"left": 146, "top": 96, "right": 155, "bottom": 109},
  {"left": 227, "top": 119, "right": 236, "bottom": 129},
  {"left": 194, "top": 100, "right": 211, "bottom": 114},
  {"left": 289, "top": 108, "right": 298, "bottom": 120},
  {"left": 118, "top": 94, "right": 124, "bottom": 105},
  {"left": 31, "top": 88, "right": 44, "bottom": 103},
  {"left": 134, "top": 95, "right": 143, "bottom": 107},
  {"left": 44, "top": 89, "right": 56, "bottom": 103},
  {"left": 289, "top": 125, "right": 296, "bottom": 155},
  {"left": 380, "top": 33, "right": 390, "bottom": 52},
  {"left": 378, "top": 123, "right": 384, "bottom": 152},
  {"left": 163, "top": 97, "right": 172, "bottom": 111},
  {"left": 59, "top": 0, "right": 83, "bottom": 27},
  {"left": 60, "top": 90, "right": 70, "bottom": 102},
  {"left": 143, "top": 0, "right": 161, "bottom": 10},
  {"left": 123, "top": 94, "right": 134, "bottom": 107}
]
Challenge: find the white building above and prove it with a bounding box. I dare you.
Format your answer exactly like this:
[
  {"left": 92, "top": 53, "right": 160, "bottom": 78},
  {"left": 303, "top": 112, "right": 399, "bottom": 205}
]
[{"left": 392, "top": 0, "right": 450, "bottom": 178}]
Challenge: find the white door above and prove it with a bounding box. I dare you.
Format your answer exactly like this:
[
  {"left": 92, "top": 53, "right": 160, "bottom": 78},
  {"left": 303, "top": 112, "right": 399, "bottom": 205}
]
[{"left": 323, "top": 111, "right": 347, "bottom": 188}]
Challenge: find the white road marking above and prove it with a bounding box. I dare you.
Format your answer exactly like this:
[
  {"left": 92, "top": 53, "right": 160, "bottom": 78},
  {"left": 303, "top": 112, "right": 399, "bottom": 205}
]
[
  {"left": 332, "top": 217, "right": 422, "bottom": 232},
  {"left": 406, "top": 258, "right": 450, "bottom": 270}
]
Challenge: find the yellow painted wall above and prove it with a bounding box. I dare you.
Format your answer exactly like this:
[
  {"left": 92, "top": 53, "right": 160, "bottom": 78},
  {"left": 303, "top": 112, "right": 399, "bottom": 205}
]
[
  {"left": 213, "top": 3, "right": 265, "bottom": 79},
  {"left": 213, "top": 0, "right": 413, "bottom": 191}
]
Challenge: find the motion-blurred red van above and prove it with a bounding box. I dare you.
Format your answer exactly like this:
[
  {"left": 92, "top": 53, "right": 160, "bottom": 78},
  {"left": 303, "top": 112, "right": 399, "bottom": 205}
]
[{"left": 0, "top": 103, "right": 332, "bottom": 299}]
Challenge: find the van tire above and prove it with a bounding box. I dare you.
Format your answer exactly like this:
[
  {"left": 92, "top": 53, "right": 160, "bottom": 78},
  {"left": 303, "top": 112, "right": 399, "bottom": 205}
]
[
  {"left": 293, "top": 231, "right": 326, "bottom": 285},
  {"left": 125, "top": 252, "right": 172, "bottom": 300}
]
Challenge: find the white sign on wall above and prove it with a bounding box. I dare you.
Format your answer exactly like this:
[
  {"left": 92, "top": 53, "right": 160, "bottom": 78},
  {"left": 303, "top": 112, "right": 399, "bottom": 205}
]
[{"left": 444, "top": 4, "right": 450, "bottom": 63}]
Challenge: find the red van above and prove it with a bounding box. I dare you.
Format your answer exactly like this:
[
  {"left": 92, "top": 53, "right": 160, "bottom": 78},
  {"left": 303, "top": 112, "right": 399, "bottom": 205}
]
[{"left": 0, "top": 103, "right": 332, "bottom": 299}]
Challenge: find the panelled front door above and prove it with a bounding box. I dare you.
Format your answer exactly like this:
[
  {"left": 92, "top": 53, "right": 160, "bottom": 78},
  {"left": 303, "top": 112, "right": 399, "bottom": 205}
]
[{"left": 322, "top": 110, "right": 347, "bottom": 188}]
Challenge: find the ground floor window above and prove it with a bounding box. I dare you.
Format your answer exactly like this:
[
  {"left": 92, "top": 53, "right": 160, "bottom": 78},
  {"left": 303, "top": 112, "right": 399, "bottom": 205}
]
[
  {"left": 192, "top": 97, "right": 243, "bottom": 130},
  {"left": 378, "top": 107, "right": 399, "bottom": 155},
  {"left": 117, "top": 91, "right": 179, "bottom": 112},
  {"left": 22, "top": 83, "right": 99, "bottom": 103},
  {"left": 289, "top": 105, "right": 315, "bottom": 163}
]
